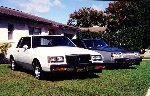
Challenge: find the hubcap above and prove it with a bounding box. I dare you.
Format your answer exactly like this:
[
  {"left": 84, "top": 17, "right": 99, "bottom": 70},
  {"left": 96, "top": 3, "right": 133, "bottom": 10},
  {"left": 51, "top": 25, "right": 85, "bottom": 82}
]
[
  {"left": 35, "top": 66, "right": 41, "bottom": 79},
  {"left": 11, "top": 60, "right": 15, "bottom": 70}
]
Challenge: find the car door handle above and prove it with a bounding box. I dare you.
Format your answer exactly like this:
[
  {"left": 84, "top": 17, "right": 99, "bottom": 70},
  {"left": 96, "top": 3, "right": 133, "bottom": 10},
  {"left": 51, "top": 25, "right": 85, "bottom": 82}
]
[{"left": 17, "top": 50, "right": 19, "bottom": 52}]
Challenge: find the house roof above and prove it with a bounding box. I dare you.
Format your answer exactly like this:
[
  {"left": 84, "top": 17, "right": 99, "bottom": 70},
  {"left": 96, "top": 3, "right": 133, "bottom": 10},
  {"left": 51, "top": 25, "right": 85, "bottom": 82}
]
[
  {"left": 0, "top": 6, "right": 76, "bottom": 29},
  {"left": 78, "top": 26, "right": 107, "bottom": 32}
]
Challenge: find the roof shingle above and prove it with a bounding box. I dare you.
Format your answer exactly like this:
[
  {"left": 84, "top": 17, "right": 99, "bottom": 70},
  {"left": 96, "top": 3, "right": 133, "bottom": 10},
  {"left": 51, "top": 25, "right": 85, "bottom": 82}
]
[
  {"left": 0, "top": 6, "right": 76, "bottom": 29},
  {"left": 79, "top": 26, "right": 107, "bottom": 32},
  {"left": 0, "top": 6, "right": 51, "bottom": 24}
]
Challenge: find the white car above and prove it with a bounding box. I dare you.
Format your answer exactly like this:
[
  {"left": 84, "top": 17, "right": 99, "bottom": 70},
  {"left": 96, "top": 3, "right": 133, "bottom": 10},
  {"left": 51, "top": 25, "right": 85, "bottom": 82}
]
[{"left": 7, "top": 35, "right": 104, "bottom": 80}]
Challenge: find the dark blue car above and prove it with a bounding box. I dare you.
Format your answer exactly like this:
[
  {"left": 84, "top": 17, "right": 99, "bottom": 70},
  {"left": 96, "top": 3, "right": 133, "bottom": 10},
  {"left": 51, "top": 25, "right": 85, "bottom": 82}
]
[{"left": 72, "top": 39, "right": 142, "bottom": 68}]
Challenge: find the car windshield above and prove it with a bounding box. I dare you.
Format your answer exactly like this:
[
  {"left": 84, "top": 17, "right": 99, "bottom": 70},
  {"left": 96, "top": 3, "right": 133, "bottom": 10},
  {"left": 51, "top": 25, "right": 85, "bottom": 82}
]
[
  {"left": 32, "top": 36, "right": 75, "bottom": 48},
  {"left": 72, "top": 40, "right": 85, "bottom": 48},
  {"left": 83, "top": 40, "right": 108, "bottom": 48}
]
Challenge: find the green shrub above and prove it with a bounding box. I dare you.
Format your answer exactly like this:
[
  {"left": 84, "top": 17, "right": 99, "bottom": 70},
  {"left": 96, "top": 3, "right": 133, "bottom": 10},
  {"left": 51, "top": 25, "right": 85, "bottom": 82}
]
[{"left": 0, "top": 42, "right": 12, "bottom": 56}]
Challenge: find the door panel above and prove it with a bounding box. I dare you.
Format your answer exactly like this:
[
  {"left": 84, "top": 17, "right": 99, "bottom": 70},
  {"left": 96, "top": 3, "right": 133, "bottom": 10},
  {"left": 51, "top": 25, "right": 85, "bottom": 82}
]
[{"left": 15, "top": 37, "right": 33, "bottom": 70}]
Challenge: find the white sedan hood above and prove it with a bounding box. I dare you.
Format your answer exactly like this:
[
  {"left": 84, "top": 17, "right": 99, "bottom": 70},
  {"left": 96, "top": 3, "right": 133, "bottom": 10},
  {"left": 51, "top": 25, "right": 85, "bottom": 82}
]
[{"left": 35, "top": 46, "right": 101, "bottom": 56}]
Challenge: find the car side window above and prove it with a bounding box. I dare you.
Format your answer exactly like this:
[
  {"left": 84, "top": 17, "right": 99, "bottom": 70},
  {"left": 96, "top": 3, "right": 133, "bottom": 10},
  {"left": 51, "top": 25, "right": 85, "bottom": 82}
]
[
  {"left": 17, "top": 37, "right": 31, "bottom": 48},
  {"left": 16, "top": 38, "right": 23, "bottom": 48}
]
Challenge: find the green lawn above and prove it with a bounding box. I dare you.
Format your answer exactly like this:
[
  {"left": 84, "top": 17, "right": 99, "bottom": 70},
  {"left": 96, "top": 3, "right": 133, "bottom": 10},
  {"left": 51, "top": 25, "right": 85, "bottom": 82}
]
[{"left": 0, "top": 61, "right": 150, "bottom": 96}]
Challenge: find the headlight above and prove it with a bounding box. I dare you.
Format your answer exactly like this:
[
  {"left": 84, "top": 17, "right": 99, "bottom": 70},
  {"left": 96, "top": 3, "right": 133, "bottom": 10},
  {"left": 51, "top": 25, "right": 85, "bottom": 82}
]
[
  {"left": 111, "top": 53, "right": 122, "bottom": 58},
  {"left": 91, "top": 55, "right": 102, "bottom": 61},
  {"left": 47, "top": 56, "right": 64, "bottom": 63}
]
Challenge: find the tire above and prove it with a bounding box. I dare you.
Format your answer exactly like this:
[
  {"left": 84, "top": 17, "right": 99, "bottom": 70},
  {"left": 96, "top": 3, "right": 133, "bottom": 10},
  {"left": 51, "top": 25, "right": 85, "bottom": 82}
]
[
  {"left": 86, "top": 72, "right": 95, "bottom": 76},
  {"left": 122, "top": 63, "right": 129, "bottom": 68},
  {"left": 10, "top": 57, "right": 18, "bottom": 71},
  {"left": 33, "top": 60, "right": 45, "bottom": 80}
]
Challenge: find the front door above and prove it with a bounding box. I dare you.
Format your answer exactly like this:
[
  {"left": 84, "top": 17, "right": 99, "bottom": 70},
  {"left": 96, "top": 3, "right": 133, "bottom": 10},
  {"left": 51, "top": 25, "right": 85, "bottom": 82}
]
[{"left": 15, "top": 37, "right": 33, "bottom": 70}]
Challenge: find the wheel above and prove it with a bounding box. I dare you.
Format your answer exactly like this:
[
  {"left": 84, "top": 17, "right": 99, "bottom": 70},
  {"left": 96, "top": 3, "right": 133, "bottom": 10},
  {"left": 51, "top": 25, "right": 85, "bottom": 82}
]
[
  {"left": 33, "top": 61, "right": 45, "bottom": 80},
  {"left": 10, "top": 58, "right": 18, "bottom": 71}
]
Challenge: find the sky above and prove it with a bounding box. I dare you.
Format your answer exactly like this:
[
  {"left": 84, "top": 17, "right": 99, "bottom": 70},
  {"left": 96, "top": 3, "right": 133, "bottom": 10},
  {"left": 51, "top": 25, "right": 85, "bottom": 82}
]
[{"left": 0, "top": 0, "right": 111, "bottom": 24}]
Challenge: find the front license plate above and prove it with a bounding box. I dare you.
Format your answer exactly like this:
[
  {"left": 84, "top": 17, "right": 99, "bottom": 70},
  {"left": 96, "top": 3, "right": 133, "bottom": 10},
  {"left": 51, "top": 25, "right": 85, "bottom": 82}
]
[
  {"left": 86, "top": 66, "right": 94, "bottom": 70},
  {"left": 76, "top": 67, "right": 85, "bottom": 72}
]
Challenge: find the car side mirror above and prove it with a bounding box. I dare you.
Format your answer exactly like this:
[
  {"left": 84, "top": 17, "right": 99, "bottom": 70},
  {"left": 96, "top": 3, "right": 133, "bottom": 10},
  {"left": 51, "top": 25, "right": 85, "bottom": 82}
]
[{"left": 23, "top": 45, "right": 28, "bottom": 50}]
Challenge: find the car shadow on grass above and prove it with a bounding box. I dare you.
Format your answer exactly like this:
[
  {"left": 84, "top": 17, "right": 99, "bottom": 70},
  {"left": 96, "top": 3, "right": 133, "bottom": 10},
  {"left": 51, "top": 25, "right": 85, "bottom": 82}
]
[
  {"left": 8, "top": 65, "right": 100, "bottom": 81},
  {"left": 45, "top": 72, "right": 100, "bottom": 81},
  {"left": 105, "top": 65, "right": 138, "bottom": 70}
]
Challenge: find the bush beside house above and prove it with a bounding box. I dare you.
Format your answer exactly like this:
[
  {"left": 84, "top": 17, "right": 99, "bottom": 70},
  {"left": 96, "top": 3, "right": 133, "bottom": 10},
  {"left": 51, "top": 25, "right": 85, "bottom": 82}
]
[{"left": 0, "top": 42, "right": 11, "bottom": 63}]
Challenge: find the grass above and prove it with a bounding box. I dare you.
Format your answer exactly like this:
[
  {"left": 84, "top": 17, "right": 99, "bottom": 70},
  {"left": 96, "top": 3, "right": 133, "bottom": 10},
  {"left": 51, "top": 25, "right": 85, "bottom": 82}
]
[{"left": 0, "top": 61, "right": 150, "bottom": 96}]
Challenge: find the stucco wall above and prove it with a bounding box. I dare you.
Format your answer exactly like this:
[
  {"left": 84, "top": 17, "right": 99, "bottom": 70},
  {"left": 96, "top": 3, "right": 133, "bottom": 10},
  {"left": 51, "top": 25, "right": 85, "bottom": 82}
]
[
  {"left": 0, "top": 17, "right": 77, "bottom": 42},
  {"left": 0, "top": 17, "right": 50, "bottom": 42},
  {"left": 0, "top": 28, "right": 8, "bottom": 41},
  {"left": 0, "top": 18, "right": 9, "bottom": 41},
  {"left": 41, "top": 27, "right": 49, "bottom": 35}
]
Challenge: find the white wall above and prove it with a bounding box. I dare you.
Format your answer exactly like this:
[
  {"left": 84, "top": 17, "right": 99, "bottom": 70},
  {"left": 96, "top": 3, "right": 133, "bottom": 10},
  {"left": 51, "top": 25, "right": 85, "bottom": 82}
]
[
  {"left": 0, "top": 17, "right": 77, "bottom": 42},
  {"left": 12, "top": 22, "right": 28, "bottom": 42},
  {"left": 0, "top": 19, "right": 8, "bottom": 41},
  {"left": 0, "top": 17, "right": 50, "bottom": 42},
  {"left": 41, "top": 27, "right": 49, "bottom": 35},
  {"left": 72, "top": 34, "right": 76, "bottom": 39},
  {"left": 0, "top": 28, "right": 8, "bottom": 41}
]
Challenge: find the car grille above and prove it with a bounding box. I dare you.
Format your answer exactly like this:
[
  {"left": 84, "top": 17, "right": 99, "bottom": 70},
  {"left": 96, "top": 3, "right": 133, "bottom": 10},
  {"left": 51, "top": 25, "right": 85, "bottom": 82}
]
[{"left": 65, "top": 54, "right": 91, "bottom": 66}]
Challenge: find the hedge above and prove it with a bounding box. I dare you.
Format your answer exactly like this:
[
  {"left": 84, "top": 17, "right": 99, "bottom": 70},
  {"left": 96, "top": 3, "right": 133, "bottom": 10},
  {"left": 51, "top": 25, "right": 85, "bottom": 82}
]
[{"left": 0, "top": 42, "right": 12, "bottom": 56}]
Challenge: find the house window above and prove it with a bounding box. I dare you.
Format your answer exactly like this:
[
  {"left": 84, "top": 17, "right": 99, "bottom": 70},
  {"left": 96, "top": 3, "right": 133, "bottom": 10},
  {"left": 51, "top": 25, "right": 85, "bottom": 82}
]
[
  {"left": 29, "top": 27, "right": 41, "bottom": 35},
  {"left": 8, "top": 24, "right": 14, "bottom": 40},
  {"left": 34, "top": 28, "right": 41, "bottom": 35},
  {"left": 64, "top": 33, "right": 73, "bottom": 39},
  {"left": 29, "top": 27, "right": 34, "bottom": 35},
  {"left": 48, "top": 29, "right": 55, "bottom": 35}
]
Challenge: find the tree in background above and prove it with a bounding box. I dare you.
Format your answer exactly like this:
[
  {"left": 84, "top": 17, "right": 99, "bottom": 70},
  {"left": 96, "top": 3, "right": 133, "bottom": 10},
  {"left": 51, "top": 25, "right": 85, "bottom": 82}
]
[
  {"left": 105, "top": 0, "right": 150, "bottom": 51},
  {"left": 68, "top": 0, "right": 149, "bottom": 51},
  {"left": 67, "top": 7, "right": 106, "bottom": 27},
  {"left": 105, "top": 1, "right": 139, "bottom": 31}
]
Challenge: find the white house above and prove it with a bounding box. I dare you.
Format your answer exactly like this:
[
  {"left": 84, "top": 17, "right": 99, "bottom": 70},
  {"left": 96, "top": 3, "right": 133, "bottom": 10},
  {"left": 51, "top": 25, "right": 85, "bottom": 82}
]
[{"left": 0, "top": 6, "right": 77, "bottom": 42}]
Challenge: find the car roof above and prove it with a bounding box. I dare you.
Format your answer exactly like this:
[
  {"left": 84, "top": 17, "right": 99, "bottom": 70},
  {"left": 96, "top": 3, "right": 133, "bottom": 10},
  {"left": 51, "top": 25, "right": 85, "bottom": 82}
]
[
  {"left": 21, "top": 35, "right": 64, "bottom": 38},
  {"left": 72, "top": 38, "right": 101, "bottom": 40}
]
